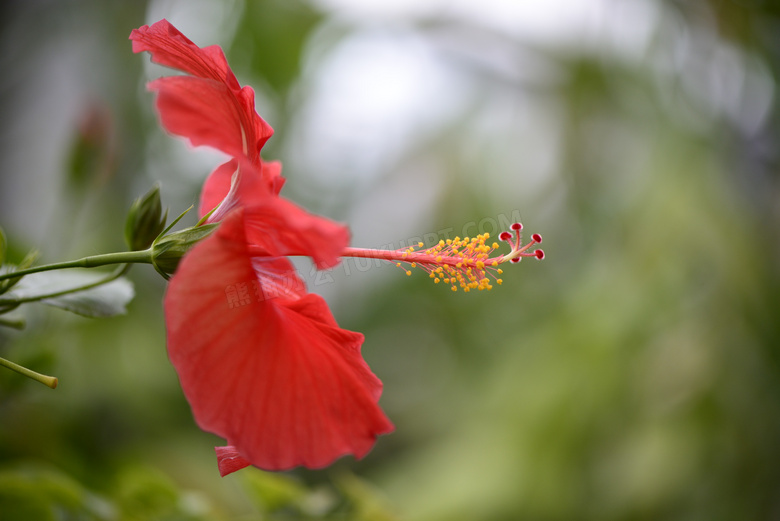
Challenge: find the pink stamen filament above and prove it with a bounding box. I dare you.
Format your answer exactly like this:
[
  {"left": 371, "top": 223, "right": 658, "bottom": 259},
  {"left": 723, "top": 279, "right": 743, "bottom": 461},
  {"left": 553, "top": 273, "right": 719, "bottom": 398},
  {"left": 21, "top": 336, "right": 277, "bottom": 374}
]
[{"left": 338, "top": 224, "right": 543, "bottom": 292}]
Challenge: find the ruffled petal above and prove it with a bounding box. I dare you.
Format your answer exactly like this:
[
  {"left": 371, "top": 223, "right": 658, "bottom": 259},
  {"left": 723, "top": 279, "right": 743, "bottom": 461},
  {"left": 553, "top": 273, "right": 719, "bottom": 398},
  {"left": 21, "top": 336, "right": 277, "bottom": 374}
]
[
  {"left": 132, "top": 19, "right": 272, "bottom": 160},
  {"left": 225, "top": 159, "right": 348, "bottom": 269},
  {"left": 244, "top": 197, "right": 350, "bottom": 270},
  {"left": 149, "top": 76, "right": 251, "bottom": 159},
  {"left": 164, "top": 210, "right": 393, "bottom": 472},
  {"left": 130, "top": 19, "right": 239, "bottom": 89}
]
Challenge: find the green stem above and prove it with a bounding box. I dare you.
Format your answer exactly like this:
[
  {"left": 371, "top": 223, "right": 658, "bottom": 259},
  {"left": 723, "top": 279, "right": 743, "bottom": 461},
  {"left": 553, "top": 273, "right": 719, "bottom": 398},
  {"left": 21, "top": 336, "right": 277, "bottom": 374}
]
[
  {"left": 0, "top": 264, "right": 132, "bottom": 306},
  {"left": 0, "top": 249, "right": 153, "bottom": 282},
  {"left": 0, "top": 356, "right": 58, "bottom": 389}
]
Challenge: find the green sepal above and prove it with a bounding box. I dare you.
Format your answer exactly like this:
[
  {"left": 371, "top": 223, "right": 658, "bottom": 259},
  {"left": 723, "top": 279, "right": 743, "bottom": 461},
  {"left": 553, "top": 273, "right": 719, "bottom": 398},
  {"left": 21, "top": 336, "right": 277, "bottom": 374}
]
[
  {"left": 0, "top": 249, "right": 39, "bottom": 295},
  {"left": 151, "top": 223, "right": 219, "bottom": 279},
  {"left": 124, "top": 185, "right": 168, "bottom": 251}
]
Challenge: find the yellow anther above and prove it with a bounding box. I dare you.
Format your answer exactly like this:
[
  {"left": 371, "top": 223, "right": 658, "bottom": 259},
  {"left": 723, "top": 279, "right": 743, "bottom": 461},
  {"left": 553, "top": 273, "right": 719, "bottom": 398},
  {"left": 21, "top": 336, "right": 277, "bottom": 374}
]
[
  {"left": 418, "top": 242, "right": 424, "bottom": 248},
  {"left": 497, "top": 279, "right": 503, "bottom": 285},
  {"left": 476, "top": 261, "right": 485, "bottom": 270},
  {"left": 451, "top": 286, "right": 457, "bottom": 292},
  {"left": 492, "top": 261, "right": 498, "bottom": 267},
  {"left": 406, "top": 270, "right": 412, "bottom": 276},
  {"left": 497, "top": 269, "right": 503, "bottom": 274},
  {"left": 434, "top": 278, "right": 440, "bottom": 283},
  {"left": 435, "top": 255, "right": 443, "bottom": 263},
  {"left": 411, "top": 262, "right": 416, "bottom": 268}
]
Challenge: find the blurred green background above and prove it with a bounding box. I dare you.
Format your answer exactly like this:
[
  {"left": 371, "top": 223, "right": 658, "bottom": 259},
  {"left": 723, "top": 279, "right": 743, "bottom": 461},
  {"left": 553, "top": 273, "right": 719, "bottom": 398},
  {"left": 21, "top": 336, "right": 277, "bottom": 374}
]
[{"left": 1, "top": 0, "right": 779, "bottom": 519}]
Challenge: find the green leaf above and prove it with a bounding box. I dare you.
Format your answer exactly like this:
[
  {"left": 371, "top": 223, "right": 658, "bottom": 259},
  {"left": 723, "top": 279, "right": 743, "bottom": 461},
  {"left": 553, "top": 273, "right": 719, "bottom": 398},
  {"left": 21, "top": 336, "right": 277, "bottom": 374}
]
[{"left": 6, "top": 270, "right": 135, "bottom": 318}]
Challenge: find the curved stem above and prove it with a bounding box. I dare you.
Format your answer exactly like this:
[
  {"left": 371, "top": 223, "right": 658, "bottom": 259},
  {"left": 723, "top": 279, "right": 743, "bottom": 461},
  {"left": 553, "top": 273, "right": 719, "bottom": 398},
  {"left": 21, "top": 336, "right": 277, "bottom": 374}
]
[
  {"left": 0, "top": 249, "right": 153, "bottom": 282},
  {"left": 0, "top": 356, "right": 58, "bottom": 389}
]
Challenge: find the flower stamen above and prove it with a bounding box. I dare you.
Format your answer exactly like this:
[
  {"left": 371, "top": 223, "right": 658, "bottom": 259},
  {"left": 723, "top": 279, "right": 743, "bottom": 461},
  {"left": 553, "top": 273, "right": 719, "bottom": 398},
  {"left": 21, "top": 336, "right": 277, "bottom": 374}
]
[{"left": 341, "top": 222, "right": 544, "bottom": 292}]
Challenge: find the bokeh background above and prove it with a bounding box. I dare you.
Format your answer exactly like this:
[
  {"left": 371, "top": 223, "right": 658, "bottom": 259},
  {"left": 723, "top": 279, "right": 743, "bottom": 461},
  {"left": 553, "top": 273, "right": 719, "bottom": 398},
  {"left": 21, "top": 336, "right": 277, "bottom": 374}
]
[{"left": 2, "top": 0, "right": 780, "bottom": 519}]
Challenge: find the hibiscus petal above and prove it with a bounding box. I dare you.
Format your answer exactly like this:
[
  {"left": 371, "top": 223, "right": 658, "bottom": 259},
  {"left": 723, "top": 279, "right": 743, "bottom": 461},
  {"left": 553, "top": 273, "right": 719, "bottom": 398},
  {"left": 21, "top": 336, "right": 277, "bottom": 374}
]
[
  {"left": 130, "top": 19, "right": 239, "bottom": 90},
  {"left": 199, "top": 160, "right": 238, "bottom": 219},
  {"left": 149, "top": 76, "right": 250, "bottom": 159},
  {"left": 199, "top": 159, "right": 286, "bottom": 220},
  {"left": 226, "top": 160, "right": 349, "bottom": 269},
  {"left": 215, "top": 446, "right": 251, "bottom": 477},
  {"left": 165, "top": 210, "right": 393, "bottom": 471},
  {"left": 132, "top": 19, "right": 273, "bottom": 160},
  {"left": 261, "top": 160, "right": 286, "bottom": 196},
  {"left": 244, "top": 198, "right": 350, "bottom": 270}
]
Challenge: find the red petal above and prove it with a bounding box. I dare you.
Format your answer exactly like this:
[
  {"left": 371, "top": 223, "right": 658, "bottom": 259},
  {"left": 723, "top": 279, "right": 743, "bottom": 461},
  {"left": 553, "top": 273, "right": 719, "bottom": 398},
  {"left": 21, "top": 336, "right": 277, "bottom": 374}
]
[
  {"left": 164, "top": 210, "right": 393, "bottom": 471},
  {"left": 149, "top": 76, "right": 251, "bottom": 159},
  {"left": 226, "top": 160, "right": 348, "bottom": 269},
  {"left": 244, "top": 197, "right": 350, "bottom": 270},
  {"left": 132, "top": 19, "right": 273, "bottom": 160},
  {"left": 261, "top": 160, "right": 286, "bottom": 196},
  {"left": 199, "top": 160, "right": 238, "bottom": 218},
  {"left": 199, "top": 159, "right": 286, "bottom": 220},
  {"left": 130, "top": 19, "right": 239, "bottom": 90},
  {"left": 215, "top": 446, "right": 251, "bottom": 477}
]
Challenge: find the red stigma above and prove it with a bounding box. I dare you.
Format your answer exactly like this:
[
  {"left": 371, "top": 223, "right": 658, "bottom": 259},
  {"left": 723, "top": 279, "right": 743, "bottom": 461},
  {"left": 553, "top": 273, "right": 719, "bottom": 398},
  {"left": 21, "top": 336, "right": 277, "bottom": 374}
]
[
  {"left": 499, "top": 231, "right": 512, "bottom": 241},
  {"left": 532, "top": 233, "right": 542, "bottom": 243},
  {"left": 510, "top": 222, "right": 523, "bottom": 231},
  {"left": 535, "top": 249, "right": 545, "bottom": 260}
]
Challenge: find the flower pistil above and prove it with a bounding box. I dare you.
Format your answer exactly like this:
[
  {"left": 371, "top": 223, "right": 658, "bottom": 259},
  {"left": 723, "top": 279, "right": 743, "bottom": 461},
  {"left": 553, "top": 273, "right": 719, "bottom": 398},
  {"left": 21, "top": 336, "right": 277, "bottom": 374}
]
[{"left": 342, "top": 222, "right": 544, "bottom": 292}]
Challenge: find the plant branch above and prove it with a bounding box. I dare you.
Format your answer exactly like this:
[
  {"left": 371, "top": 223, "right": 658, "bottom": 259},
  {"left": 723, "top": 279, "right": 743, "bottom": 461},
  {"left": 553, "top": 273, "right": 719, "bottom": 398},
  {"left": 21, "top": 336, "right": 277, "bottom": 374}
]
[{"left": 0, "top": 249, "right": 153, "bottom": 282}]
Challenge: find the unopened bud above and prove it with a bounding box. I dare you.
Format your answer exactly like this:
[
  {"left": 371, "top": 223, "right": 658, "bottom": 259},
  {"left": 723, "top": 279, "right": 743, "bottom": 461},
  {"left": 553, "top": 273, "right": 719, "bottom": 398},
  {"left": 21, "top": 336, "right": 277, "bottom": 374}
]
[
  {"left": 151, "top": 224, "right": 219, "bottom": 278},
  {"left": 125, "top": 185, "right": 167, "bottom": 251}
]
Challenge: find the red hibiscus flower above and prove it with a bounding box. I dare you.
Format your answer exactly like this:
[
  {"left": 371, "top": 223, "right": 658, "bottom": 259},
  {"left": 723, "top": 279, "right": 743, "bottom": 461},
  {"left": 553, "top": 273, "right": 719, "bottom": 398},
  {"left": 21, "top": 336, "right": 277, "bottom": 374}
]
[
  {"left": 131, "top": 20, "right": 394, "bottom": 474},
  {"left": 132, "top": 18, "right": 545, "bottom": 476}
]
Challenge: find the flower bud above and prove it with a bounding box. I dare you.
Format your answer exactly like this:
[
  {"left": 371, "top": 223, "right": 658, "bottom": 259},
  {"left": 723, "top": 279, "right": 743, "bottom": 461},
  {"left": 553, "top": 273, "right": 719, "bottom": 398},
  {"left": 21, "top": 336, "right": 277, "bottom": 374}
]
[
  {"left": 151, "top": 224, "right": 219, "bottom": 278},
  {"left": 125, "top": 185, "right": 168, "bottom": 251},
  {"left": 66, "top": 103, "right": 115, "bottom": 189}
]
